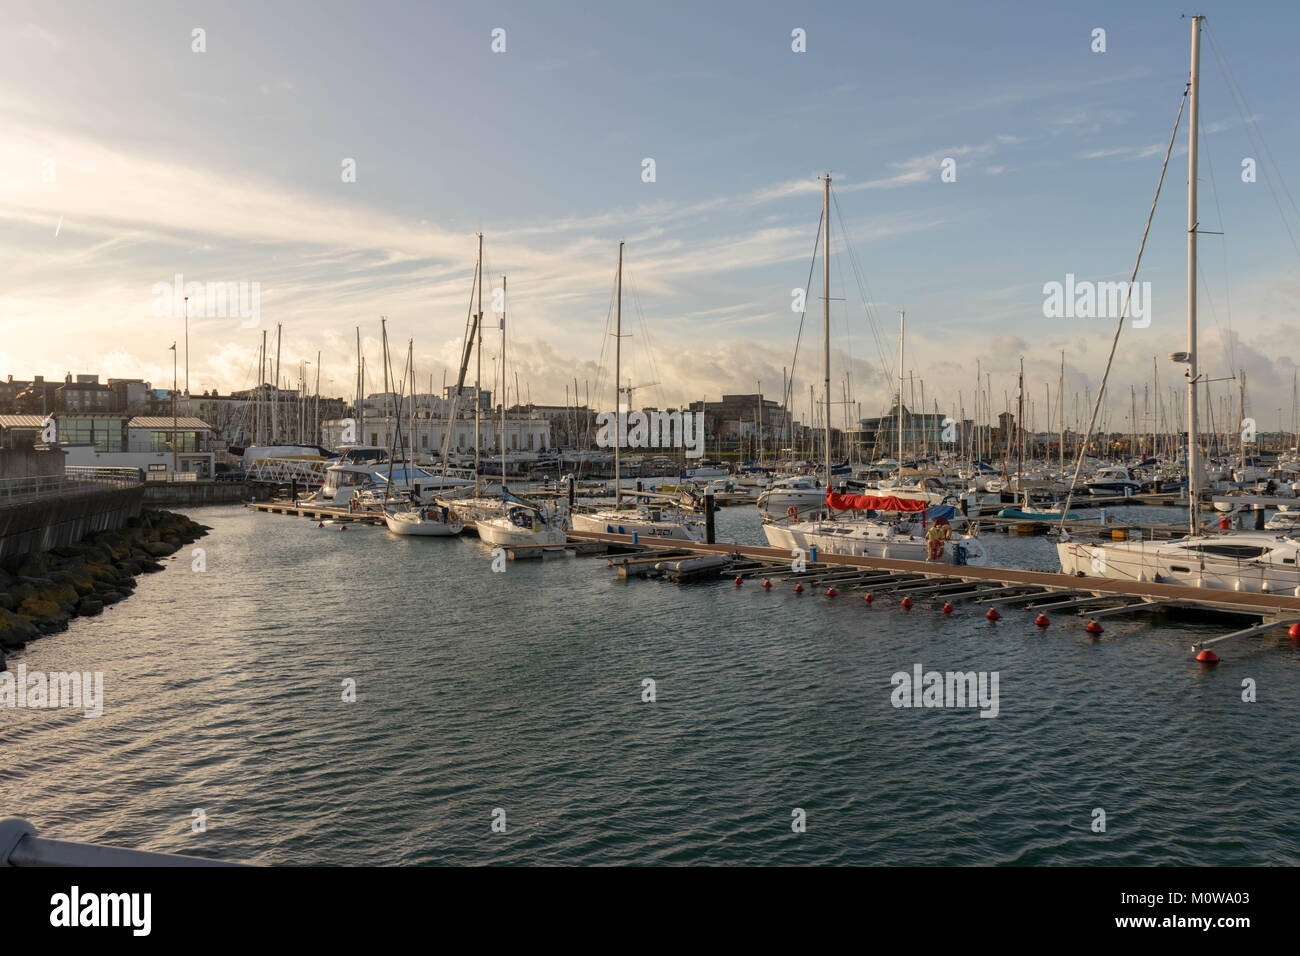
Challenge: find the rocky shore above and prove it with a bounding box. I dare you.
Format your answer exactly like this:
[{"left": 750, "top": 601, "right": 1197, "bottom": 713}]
[{"left": 0, "top": 509, "right": 209, "bottom": 669}]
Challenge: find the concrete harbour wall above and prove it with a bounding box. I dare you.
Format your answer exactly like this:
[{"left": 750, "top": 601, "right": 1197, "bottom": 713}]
[{"left": 0, "top": 486, "right": 145, "bottom": 560}]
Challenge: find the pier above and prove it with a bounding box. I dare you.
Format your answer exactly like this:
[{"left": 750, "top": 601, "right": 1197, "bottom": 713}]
[{"left": 565, "top": 530, "right": 1300, "bottom": 659}]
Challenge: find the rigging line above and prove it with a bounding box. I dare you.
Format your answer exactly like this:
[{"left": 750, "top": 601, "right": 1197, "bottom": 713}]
[
  {"left": 785, "top": 206, "right": 825, "bottom": 437},
  {"left": 831, "top": 190, "right": 894, "bottom": 395},
  {"left": 1190, "top": 106, "right": 1232, "bottom": 374},
  {"left": 1198, "top": 108, "right": 1236, "bottom": 378},
  {"left": 593, "top": 253, "right": 620, "bottom": 404},
  {"left": 1204, "top": 21, "right": 1300, "bottom": 260},
  {"left": 1056, "top": 82, "right": 1189, "bottom": 530},
  {"left": 624, "top": 265, "right": 668, "bottom": 412},
  {"left": 826, "top": 189, "right": 855, "bottom": 413}
]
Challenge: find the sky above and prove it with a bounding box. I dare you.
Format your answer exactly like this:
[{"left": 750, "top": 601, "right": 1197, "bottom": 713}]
[{"left": 2, "top": 0, "right": 1299, "bottom": 436}]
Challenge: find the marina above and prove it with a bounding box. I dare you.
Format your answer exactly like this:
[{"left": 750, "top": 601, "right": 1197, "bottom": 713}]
[{"left": 5, "top": 3, "right": 1300, "bottom": 930}]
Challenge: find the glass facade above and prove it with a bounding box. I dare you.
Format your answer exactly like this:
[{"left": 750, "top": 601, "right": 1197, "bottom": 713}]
[
  {"left": 58, "top": 417, "right": 123, "bottom": 452},
  {"left": 149, "top": 430, "right": 197, "bottom": 452}
]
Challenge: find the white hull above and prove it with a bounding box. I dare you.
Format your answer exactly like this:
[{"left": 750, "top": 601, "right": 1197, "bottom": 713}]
[
  {"left": 571, "top": 510, "right": 703, "bottom": 541},
  {"left": 474, "top": 517, "right": 568, "bottom": 547},
  {"left": 384, "top": 511, "right": 463, "bottom": 536},
  {"left": 1057, "top": 534, "right": 1300, "bottom": 593},
  {"left": 762, "top": 519, "right": 980, "bottom": 564},
  {"left": 756, "top": 487, "right": 827, "bottom": 516}
]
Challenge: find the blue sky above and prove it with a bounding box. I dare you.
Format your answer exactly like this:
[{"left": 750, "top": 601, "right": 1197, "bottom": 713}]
[{"left": 2, "top": 0, "right": 1299, "bottom": 433}]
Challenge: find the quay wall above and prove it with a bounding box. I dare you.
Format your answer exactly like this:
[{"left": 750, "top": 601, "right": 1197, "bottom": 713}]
[
  {"left": 142, "top": 481, "right": 254, "bottom": 506},
  {"left": 0, "top": 486, "right": 146, "bottom": 560}
]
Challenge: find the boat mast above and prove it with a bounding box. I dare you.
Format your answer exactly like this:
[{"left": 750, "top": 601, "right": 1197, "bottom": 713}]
[
  {"left": 615, "top": 241, "right": 623, "bottom": 508},
  {"left": 354, "top": 327, "right": 361, "bottom": 445},
  {"left": 474, "top": 233, "right": 483, "bottom": 497},
  {"left": 1058, "top": 352, "right": 1065, "bottom": 470},
  {"left": 500, "top": 275, "right": 507, "bottom": 487},
  {"left": 1016, "top": 357, "right": 1024, "bottom": 495},
  {"left": 823, "top": 175, "right": 831, "bottom": 490},
  {"left": 897, "top": 310, "right": 904, "bottom": 473},
  {"left": 1186, "top": 14, "right": 1202, "bottom": 536}
]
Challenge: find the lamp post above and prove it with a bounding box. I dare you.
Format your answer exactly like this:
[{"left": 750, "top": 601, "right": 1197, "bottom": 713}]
[{"left": 172, "top": 342, "right": 179, "bottom": 474}]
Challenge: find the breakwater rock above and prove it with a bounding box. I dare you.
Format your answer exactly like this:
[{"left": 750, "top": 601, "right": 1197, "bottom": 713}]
[{"left": 0, "top": 509, "right": 209, "bottom": 668}]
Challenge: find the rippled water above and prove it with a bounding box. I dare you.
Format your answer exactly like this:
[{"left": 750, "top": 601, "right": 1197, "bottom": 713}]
[{"left": 2, "top": 503, "right": 1298, "bottom": 865}]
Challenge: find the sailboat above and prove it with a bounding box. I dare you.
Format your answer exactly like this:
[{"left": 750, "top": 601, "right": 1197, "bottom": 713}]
[
  {"left": 474, "top": 487, "right": 568, "bottom": 546},
  {"left": 761, "top": 176, "right": 981, "bottom": 564},
  {"left": 1057, "top": 15, "right": 1300, "bottom": 593},
  {"left": 570, "top": 242, "right": 705, "bottom": 541}
]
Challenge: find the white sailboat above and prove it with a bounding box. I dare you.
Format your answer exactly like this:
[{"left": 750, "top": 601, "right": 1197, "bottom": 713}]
[
  {"left": 570, "top": 241, "right": 704, "bottom": 541},
  {"left": 384, "top": 504, "right": 464, "bottom": 536},
  {"left": 475, "top": 492, "right": 568, "bottom": 547},
  {"left": 1056, "top": 16, "right": 1300, "bottom": 594},
  {"left": 762, "top": 178, "right": 980, "bottom": 564}
]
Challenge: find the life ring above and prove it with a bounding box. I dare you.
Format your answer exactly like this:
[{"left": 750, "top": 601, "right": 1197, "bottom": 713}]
[{"left": 787, "top": 506, "right": 799, "bottom": 519}]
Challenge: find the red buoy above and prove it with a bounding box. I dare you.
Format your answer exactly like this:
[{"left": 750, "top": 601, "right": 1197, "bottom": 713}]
[
  {"left": 318, "top": 522, "right": 325, "bottom": 528},
  {"left": 734, "top": 576, "right": 743, "bottom": 586},
  {"left": 826, "top": 587, "right": 838, "bottom": 597},
  {"left": 901, "top": 596, "right": 913, "bottom": 609},
  {"left": 1195, "top": 649, "right": 1220, "bottom": 663},
  {"left": 941, "top": 602, "right": 953, "bottom": 614},
  {"left": 986, "top": 608, "right": 1000, "bottom": 621},
  {"left": 340, "top": 525, "right": 348, "bottom": 531},
  {"left": 1084, "top": 620, "right": 1104, "bottom": 634},
  {"left": 1289, "top": 623, "right": 1300, "bottom": 640},
  {"left": 762, "top": 579, "right": 772, "bottom": 589},
  {"left": 794, "top": 583, "right": 804, "bottom": 594},
  {"left": 1034, "top": 614, "right": 1050, "bottom": 628},
  {"left": 863, "top": 593, "right": 873, "bottom": 603}
]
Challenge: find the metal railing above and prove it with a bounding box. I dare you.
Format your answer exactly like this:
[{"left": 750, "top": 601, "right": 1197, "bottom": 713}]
[
  {"left": 0, "top": 467, "right": 142, "bottom": 504},
  {"left": 0, "top": 818, "right": 248, "bottom": 867}
]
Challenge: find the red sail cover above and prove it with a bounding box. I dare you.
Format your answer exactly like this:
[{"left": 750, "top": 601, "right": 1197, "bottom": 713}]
[{"left": 825, "top": 490, "right": 927, "bottom": 512}]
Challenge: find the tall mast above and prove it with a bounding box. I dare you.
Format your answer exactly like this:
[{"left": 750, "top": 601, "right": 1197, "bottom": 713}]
[
  {"left": 1058, "top": 352, "right": 1065, "bottom": 470},
  {"left": 500, "top": 275, "right": 507, "bottom": 485},
  {"left": 474, "top": 233, "right": 483, "bottom": 497},
  {"left": 273, "top": 323, "right": 281, "bottom": 445},
  {"left": 1015, "top": 357, "right": 1024, "bottom": 494},
  {"left": 822, "top": 175, "right": 832, "bottom": 489},
  {"left": 614, "top": 241, "right": 623, "bottom": 507},
  {"left": 1186, "top": 14, "right": 1203, "bottom": 536},
  {"left": 897, "top": 311, "right": 904, "bottom": 471},
  {"left": 355, "top": 327, "right": 361, "bottom": 444}
]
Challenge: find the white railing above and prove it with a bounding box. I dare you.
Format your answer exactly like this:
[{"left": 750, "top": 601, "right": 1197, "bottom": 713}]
[{"left": 0, "top": 467, "right": 141, "bottom": 504}]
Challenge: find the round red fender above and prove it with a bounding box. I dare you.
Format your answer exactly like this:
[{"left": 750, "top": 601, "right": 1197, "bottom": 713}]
[
  {"left": 941, "top": 602, "right": 953, "bottom": 614},
  {"left": 863, "top": 593, "right": 873, "bottom": 603},
  {"left": 734, "top": 576, "right": 743, "bottom": 586},
  {"left": 901, "top": 596, "right": 913, "bottom": 609},
  {"left": 762, "top": 579, "right": 772, "bottom": 589},
  {"left": 986, "top": 608, "right": 1001, "bottom": 621},
  {"left": 826, "top": 587, "right": 838, "bottom": 597},
  {"left": 1195, "top": 649, "right": 1220, "bottom": 663},
  {"left": 1289, "top": 623, "right": 1300, "bottom": 640},
  {"left": 1034, "top": 614, "right": 1050, "bottom": 628},
  {"left": 1084, "top": 620, "right": 1104, "bottom": 634},
  {"left": 794, "top": 583, "right": 804, "bottom": 594}
]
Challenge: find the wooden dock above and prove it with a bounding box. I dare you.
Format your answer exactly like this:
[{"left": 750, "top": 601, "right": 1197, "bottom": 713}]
[{"left": 566, "top": 530, "right": 1300, "bottom": 659}]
